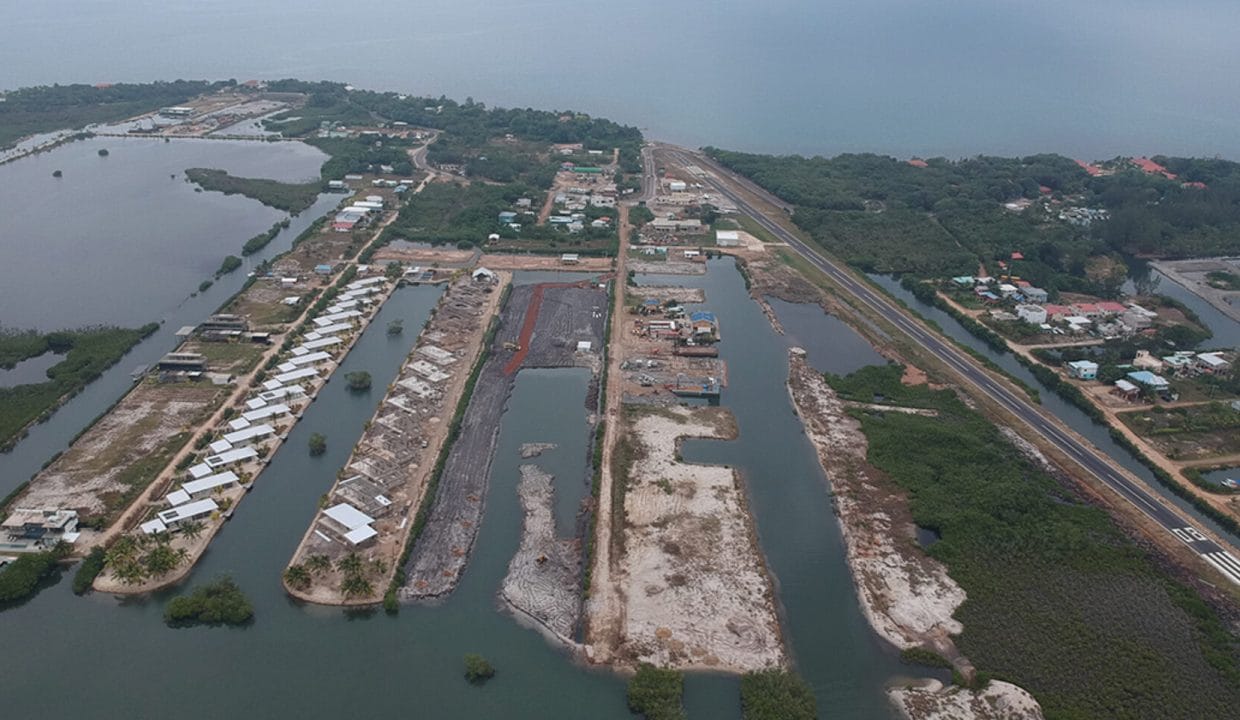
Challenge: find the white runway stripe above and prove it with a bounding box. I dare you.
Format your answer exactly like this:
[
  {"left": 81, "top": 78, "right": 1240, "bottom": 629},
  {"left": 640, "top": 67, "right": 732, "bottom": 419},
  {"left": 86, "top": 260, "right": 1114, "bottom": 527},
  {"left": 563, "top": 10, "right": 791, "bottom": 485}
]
[{"left": 1203, "top": 552, "right": 1240, "bottom": 585}]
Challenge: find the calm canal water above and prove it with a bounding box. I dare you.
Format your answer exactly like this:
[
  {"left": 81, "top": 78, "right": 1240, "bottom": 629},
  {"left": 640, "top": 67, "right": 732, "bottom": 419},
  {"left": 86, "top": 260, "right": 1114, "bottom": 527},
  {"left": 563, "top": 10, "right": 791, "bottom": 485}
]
[
  {"left": 639, "top": 260, "right": 905, "bottom": 719},
  {"left": 0, "top": 262, "right": 913, "bottom": 718},
  {"left": 869, "top": 273, "right": 1240, "bottom": 551}
]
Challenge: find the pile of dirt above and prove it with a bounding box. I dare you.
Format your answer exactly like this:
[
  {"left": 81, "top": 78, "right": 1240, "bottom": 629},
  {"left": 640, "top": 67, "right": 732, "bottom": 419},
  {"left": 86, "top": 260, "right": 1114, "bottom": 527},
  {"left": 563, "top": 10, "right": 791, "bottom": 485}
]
[
  {"left": 889, "top": 680, "right": 1044, "bottom": 720},
  {"left": 500, "top": 464, "right": 583, "bottom": 643}
]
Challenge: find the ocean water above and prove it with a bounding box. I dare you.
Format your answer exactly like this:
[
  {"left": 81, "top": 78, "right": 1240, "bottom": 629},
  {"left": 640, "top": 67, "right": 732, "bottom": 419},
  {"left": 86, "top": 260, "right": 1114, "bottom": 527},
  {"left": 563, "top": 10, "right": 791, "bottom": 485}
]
[{"left": 3, "top": 1, "right": 1240, "bottom": 159}]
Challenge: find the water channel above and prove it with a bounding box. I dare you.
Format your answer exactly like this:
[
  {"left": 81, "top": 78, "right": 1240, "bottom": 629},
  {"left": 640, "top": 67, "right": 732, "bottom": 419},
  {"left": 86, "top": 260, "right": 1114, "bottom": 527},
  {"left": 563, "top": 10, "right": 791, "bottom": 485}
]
[
  {"left": 0, "top": 138, "right": 341, "bottom": 500},
  {"left": 868, "top": 273, "right": 1240, "bottom": 550},
  {"left": 0, "top": 260, "right": 914, "bottom": 718},
  {"left": 638, "top": 260, "right": 906, "bottom": 719}
]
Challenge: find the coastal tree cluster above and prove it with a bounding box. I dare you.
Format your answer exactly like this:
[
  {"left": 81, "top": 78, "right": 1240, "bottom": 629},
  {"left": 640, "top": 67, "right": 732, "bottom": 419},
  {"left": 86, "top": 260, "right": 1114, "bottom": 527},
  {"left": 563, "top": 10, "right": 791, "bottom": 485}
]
[
  {"left": 0, "top": 80, "right": 224, "bottom": 148},
  {"left": 706, "top": 149, "right": 1240, "bottom": 293}
]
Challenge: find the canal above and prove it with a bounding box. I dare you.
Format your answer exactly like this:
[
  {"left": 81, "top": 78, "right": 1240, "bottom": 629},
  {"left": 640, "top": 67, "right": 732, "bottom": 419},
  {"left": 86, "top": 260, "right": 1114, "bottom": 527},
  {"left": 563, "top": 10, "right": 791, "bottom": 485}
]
[
  {"left": 638, "top": 259, "right": 905, "bottom": 719},
  {"left": 0, "top": 261, "right": 915, "bottom": 718},
  {"left": 868, "top": 274, "right": 1240, "bottom": 551}
]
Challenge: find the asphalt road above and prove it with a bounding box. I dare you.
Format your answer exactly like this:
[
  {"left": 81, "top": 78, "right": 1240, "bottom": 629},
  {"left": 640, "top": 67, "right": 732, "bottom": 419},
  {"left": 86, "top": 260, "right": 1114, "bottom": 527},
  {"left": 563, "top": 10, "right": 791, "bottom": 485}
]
[{"left": 654, "top": 145, "right": 1240, "bottom": 587}]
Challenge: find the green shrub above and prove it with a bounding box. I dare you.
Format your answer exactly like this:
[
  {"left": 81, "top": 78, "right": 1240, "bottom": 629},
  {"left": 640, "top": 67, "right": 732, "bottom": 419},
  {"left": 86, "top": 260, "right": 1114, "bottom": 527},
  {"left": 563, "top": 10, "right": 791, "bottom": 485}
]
[
  {"left": 463, "top": 653, "right": 495, "bottom": 684},
  {"left": 164, "top": 576, "right": 254, "bottom": 627},
  {"left": 626, "top": 663, "right": 685, "bottom": 720},
  {"left": 308, "top": 432, "right": 327, "bottom": 456},
  {"left": 72, "top": 546, "right": 106, "bottom": 595},
  {"left": 345, "top": 371, "right": 372, "bottom": 392},
  {"left": 739, "top": 669, "right": 817, "bottom": 720},
  {"left": 0, "top": 543, "right": 68, "bottom": 605}
]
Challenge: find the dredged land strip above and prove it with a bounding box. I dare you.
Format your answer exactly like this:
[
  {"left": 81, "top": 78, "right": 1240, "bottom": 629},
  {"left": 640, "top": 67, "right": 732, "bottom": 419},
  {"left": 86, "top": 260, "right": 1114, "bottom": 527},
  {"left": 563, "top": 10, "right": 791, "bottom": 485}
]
[
  {"left": 284, "top": 273, "right": 508, "bottom": 605},
  {"left": 401, "top": 281, "right": 609, "bottom": 600}
]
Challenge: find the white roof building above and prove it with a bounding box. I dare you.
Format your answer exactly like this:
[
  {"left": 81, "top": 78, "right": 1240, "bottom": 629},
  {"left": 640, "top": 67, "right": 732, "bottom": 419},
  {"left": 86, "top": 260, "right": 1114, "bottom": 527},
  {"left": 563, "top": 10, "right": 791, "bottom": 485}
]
[
  {"left": 187, "top": 463, "right": 214, "bottom": 480},
  {"left": 286, "top": 352, "right": 332, "bottom": 367},
  {"left": 322, "top": 502, "right": 378, "bottom": 546},
  {"left": 274, "top": 368, "right": 319, "bottom": 384},
  {"left": 314, "top": 311, "right": 362, "bottom": 326},
  {"left": 181, "top": 471, "right": 240, "bottom": 498},
  {"left": 208, "top": 439, "right": 232, "bottom": 454},
  {"left": 166, "top": 489, "right": 192, "bottom": 507},
  {"left": 157, "top": 499, "right": 219, "bottom": 526},
  {"left": 259, "top": 386, "right": 305, "bottom": 403},
  {"left": 204, "top": 447, "right": 258, "bottom": 469},
  {"left": 228, "top": 417, "right": 252, "bottom": 432},
  {"left": 313, "top": 323, "right": 352, "bottom": 336},
  {"left": 245, "top": 398, "right": 267, "bottom": 410},
  {"left": 223, "top": 423, "right": 275, "bottom": 446},
  {"left": 241, "top": 404, "right": 291, "bottom": 423},
  {"left": 302, "top": 336, "right": 343, "bottom": 351},
  {"left": 262, "top": 379, "right": 284, "bottom": 391},
  {"left": 140, "top": 519, "right": 168, "bottom": 535}
]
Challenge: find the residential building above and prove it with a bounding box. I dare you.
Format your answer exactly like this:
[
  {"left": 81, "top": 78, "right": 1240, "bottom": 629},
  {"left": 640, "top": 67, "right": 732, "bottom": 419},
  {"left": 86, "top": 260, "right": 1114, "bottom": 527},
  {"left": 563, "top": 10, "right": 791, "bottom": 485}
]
[
  {"left": 1067, "top": 360, "right": 1098, "bottom": 380},
  {"left": 1197, "top": 352, "right": 1231, "bottom": 374},
  {"left": 2, "top": 508, "right": 79, "bottom": 550},
  {"left": 1015, "top": 304, "right": 1048, "bottom": 324}
]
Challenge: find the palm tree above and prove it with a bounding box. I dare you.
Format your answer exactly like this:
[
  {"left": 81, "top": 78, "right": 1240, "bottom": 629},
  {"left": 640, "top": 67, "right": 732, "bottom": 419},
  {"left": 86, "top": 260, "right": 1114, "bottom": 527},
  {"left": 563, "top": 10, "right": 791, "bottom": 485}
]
[
  {"left": 340, "top": 574, "right": 373, "bottom": 599},
  {"left": 284, "top": 564, "right": 312, "bottom": 591},
  {"left": 306, "top": 554, "right": 332, "bottom": 575},
  {"left": 180, "top": 521, "right": 204, "bottom": 541},
  {"left": 336, "top": 552, "right": 364, "bottom": 576}
]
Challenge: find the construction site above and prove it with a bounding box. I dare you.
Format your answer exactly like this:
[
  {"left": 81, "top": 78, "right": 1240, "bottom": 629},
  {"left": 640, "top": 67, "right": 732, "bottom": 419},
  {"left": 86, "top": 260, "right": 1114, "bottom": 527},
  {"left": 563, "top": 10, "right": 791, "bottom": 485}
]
[
  {"left": 284, "top": 272, "right": 506, "bottom": 605},
  {"left": 400, "top": 275, "right": 610, "bottom": 613}
]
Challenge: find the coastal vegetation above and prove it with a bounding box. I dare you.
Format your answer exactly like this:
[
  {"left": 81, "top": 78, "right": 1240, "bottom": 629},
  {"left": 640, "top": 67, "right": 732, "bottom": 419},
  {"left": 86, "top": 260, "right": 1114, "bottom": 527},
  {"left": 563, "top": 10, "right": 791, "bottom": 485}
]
[
  {"left": 739, "top": 669, "right": 817, "bottom": 720},
  {"left": 185, "top": 168, "right": 320, "bottom": 214},
  {"left": 164, "top": 576, "right": 254, "bottom": 627},
  {"left": 308, "top": 432, "right": 327, "bottom": 456},
  {"left": 0, "top": 542, "right": 69, "bottom": 606},
  {"left": 706, "top": 149, "right": 1240, "bottom": 292},
  {"left": 0, "top": 324, "right": 159, "bottom": 452},
  {"left": 463, "top": 653, "right": 495, "bottom": 684},
  {"left": 240, "top": 219, "right": 291, "bottom": 256},
  {"left": 345, "top": 371, "right": 372, "bottom": 392},
  {"left": 215, "top": 254, "right": 243, "bottom": 277},
  {"left": 626, "top": 664, "right": 685, "bottom": 720},
  {"left": 0, "top": 80, "right": 221, "bottom": 148},
  {"left": 827, "top": 363, "right": 1240, "bottom": 719},
  {"left": 71, "top": 546, "right": 107, "bottom": 595},
  {"left": 104, "top": 531, "right": 192, "bottom": 585}
]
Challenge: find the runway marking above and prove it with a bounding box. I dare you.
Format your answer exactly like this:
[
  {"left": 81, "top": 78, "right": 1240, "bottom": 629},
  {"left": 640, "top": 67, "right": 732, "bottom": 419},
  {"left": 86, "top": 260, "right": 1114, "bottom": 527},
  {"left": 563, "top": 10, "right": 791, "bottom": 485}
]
[
  {"left": 1202, "top": 552, "right": 1240, "bottom": 586},
  {"left": 1173, "top": 527, "right": 1209, "bottom": 544}
]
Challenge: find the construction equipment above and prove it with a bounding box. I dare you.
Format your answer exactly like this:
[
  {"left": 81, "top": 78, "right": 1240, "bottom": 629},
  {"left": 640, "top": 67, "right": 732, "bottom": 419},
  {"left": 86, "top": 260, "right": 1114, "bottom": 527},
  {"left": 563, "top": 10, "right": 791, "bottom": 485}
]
[{"left": 502, "top": 341, "right": 521, "bottom": 352}]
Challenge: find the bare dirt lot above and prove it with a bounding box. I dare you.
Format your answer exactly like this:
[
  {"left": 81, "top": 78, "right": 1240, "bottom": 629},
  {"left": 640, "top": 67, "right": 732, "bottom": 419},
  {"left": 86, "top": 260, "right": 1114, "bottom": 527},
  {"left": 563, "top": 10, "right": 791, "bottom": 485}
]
[
  {"left": 18, "top": 382, "right": 222, "bottom": 528},
  {"left": 600, "top": 404, "right": 784, "bottom": 672},
  {"left": 500, "top": 464, "right": 583, "bottom": 643},
  {"left": 478, "top": 253, "right": 612, "bottom": 273}
]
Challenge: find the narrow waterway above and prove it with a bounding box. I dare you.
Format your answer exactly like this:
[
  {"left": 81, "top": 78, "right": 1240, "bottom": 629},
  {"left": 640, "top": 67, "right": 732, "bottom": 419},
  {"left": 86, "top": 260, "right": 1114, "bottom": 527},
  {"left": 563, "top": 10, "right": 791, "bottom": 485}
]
[
  {"left": 868, "top": 274, "right": 1240, "bottom": 550},
  {"left": 638, "top": 259, "right": 905, "bottom": 720}
]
